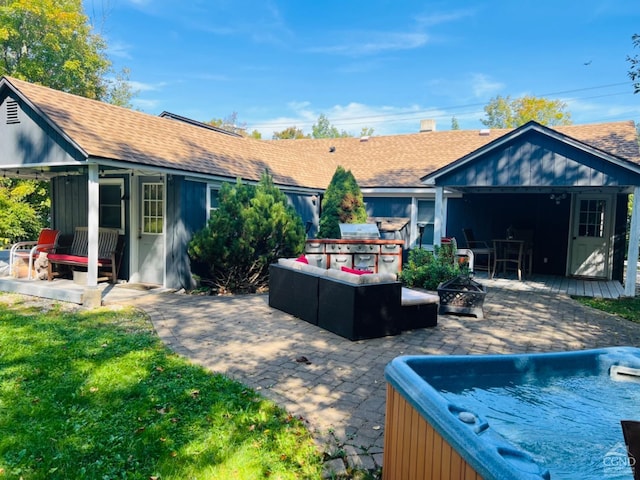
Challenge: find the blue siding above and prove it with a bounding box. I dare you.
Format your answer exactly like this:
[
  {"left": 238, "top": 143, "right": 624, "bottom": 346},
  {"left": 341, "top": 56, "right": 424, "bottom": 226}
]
[
  {"left": 286, "top": 193, "right": 319, "bottom": 237},
  {"left": 364, "top": 197, "right": 412, "bottom": 217},
  {"left": 0, "top": 93, "right": 85, "bottom": 168},
  {"left": 437, "top": 130, "right": 640, "bottom": 187},
  {"left": 165, "top": 177, "right": 206, "bottom": 289}
]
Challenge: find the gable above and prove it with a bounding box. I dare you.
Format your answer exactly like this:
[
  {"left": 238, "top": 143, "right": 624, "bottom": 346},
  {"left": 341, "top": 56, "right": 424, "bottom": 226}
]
[
  {"left": 0, "top": 87, "right": 85, "bottom": 171},
  {"left": 427, "top": 125, "right": 640, "bottom": 189}
]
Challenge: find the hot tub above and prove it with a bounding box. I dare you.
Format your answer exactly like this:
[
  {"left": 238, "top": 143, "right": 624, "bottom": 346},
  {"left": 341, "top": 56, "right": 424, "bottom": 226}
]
[{"left": 383, "top": 347, "right": 640, "bottom": 480}]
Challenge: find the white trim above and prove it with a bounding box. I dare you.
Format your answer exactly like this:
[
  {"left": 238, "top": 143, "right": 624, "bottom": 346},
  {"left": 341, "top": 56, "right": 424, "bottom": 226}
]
[
  {"left": 626, "top": 188, "right": 640, "bottom": 296},
  {"left": 434, "top": 187, "right": 444, "bottom": 247},
  {"left": 98, "top": 178, "right": 125, "bottom": 234},
  {"left": 87, "top": 164, "right": 99, "bottom": 287}
]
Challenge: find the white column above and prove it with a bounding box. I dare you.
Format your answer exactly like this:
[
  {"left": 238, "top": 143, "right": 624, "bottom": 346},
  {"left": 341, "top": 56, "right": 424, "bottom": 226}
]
[
  {"left": 434, "top": 186, "right": 444, "bottom": 247},
  {"left": 625, "top": 187, "right": 640, "bottom": 297},
  {"left": 87, "top": 164, "right": 99, "bottom": 288}
]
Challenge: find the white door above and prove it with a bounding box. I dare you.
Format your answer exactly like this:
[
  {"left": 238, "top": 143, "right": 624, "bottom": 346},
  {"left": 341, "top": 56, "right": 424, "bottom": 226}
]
[
  {"left": 137, "top": 179, "right": 165, "bottom": 285},
  {"left": 569, "top": 194, "right": 614, "bottom": 279}
]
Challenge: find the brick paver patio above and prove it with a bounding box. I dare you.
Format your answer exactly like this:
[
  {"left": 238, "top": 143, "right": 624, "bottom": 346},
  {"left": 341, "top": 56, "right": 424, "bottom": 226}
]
[{"left": 105, "top": 276, "right": 640, "bottom": 476}]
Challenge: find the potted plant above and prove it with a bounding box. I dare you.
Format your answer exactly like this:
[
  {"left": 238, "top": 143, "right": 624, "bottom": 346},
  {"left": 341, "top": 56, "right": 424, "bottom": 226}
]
[{"left": 400, "top": 239, "right": 486, "bottom": 318}]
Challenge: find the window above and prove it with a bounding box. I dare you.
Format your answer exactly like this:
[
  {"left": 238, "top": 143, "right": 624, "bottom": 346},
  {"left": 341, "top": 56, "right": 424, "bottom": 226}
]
[
  {"left": 99, "top": 179, "right": 124, "bottom": 232},
  {"left": 207, "top": 185, "right": 220, "bottom": 219},
  {"left": 578, "top": 199, "right": 605, "bottom": 238},
  {"left": 143, "top": 183, "right": 164, "bottom": 234},
  {"left": 417, "top": 200, "right": 435, "bottom": 246}
]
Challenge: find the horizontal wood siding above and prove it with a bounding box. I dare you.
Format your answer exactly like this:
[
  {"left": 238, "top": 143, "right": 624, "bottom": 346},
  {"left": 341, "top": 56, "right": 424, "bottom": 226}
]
[
  {"left": 383, "top": 385, "right": 482, "bottom": 480},
  {"left": 0, "top": 94, "right": 84, "bottom": 168},
  {"left": 437, "top": 131, "right": 640, "bottom": 188}
]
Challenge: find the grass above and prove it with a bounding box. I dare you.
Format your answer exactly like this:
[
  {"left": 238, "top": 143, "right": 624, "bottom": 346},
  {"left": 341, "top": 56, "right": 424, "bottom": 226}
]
[
  {"left": 0, "top": 296, "right": 323, "bottom": 479},
  {"left": 574, "top": 295, "right": 640, "bottom": 323}
]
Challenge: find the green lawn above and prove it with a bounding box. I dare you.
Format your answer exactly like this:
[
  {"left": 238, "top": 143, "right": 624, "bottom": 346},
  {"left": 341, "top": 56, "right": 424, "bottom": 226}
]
[
  {"left": 0, "top": 296, "right": 323, "bottom": 479},
  {"left": 574, "top": 295, "right": 640, "bottom": 323}
]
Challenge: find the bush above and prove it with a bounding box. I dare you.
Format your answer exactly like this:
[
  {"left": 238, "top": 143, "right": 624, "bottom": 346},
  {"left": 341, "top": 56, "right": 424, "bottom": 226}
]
[
  {"left": 400, "top": 240, "right": 468, "bottom": 290},
  {"left": 188, "top": 172, "right": 305, "bottom": 294},
  {"left": 317, "top": 166, "right": 367, "bottom": 239}
]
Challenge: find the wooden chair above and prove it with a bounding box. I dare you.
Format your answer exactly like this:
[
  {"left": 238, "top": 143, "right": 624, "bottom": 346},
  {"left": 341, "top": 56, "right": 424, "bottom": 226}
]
[
  {"left": 512, "top": 228, "right": 534, "bottom": 276},
  {"left": 491, "top": 239, "right": 525, "bottom": 281},
  {"left": 462, "top": 228, "right": 492, "bottom": 273},
  {"left": 9, "top": 228, "right": 59, "bottom": 280}
]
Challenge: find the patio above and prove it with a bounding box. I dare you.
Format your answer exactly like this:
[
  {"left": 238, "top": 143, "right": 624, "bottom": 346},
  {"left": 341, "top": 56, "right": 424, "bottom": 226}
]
[
  {"left": 0, "top": 270, "right": 627, "bottom": 305},
  {"left": 1, "top": 271, "right": 639, "bottom": 477}
]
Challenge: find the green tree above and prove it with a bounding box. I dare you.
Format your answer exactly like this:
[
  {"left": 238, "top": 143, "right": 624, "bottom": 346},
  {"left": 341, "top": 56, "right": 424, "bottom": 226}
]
[
  {"left": 188, "top": 172, "right": 305, "bottom": 293},
  {"left": 481, "top": 95, "right": 572, "bottom": 128},
  {"left": 0, "top": 0, "right": 111, "bottom": 100},
  {"left": 102, "top": 67, "right": 137, "bottom": 108},
  {"left": 628, "top": 34, "right": 640, "bottom": 94},
  {"left": 312, "top": 114, "right": 352, "bottom": 139},
  {"left": 359, "top": 126, "right": 374, "bottom": 137},
  {"left": 451, "top": 116, "right": 460, "bottom": 130},
  {"left": 0, "top": 178, "right": 50, "bottom": 242},
  {"left": 272, "top": 126, "right": 309, "bottom": 139},
  {"left": 317, "top": 166, "right": 367, "bottom": 239}
]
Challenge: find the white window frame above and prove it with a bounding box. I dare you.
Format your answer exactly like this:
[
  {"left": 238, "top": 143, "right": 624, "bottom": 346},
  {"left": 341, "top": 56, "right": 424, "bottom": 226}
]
[
  {"left": 99, "top": 178, "right": 125, "bottom": 234},
  {"left": 142, "top": 182, "right": 164, "bottom": 235},
  {"left": 207, "top": 184, "right": 220, "bottom": 220}
]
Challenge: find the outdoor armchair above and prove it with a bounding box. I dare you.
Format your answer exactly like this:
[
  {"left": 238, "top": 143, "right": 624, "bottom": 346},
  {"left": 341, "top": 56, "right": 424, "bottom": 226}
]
[{"left": 9, "top": 228, "right": 60, "bottom": 280}]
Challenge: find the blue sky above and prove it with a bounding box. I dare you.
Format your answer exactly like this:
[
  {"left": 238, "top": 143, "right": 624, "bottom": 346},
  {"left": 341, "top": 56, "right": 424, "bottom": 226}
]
[{"left": 85, "top": 0, "right": 640, "bottom": 138}]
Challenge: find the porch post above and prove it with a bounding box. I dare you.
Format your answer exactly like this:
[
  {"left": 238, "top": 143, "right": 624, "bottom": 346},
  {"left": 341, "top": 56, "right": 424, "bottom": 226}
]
[
  {"left": 625, "top": 187, "right": 640, "bottom": 297},
  {"left": 87, "top": 164, "right": 99, "bottom": 289},
  {"left": 434, "top": 186, "right": 444, "bottom": 247}
]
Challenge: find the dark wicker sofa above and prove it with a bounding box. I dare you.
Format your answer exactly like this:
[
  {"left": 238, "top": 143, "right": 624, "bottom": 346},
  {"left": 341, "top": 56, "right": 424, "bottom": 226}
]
[{"left": 269, "top": 259, "right": 438, "bottom": 341}]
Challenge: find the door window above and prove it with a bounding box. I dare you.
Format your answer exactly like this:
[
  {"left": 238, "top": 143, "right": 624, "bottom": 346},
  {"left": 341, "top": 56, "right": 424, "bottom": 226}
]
[
  {"left": 142, "top": 183, "right": 164, "bottom": 234},
  {"left": 578, "top": 199, "right": 605, "bottom": 238}
]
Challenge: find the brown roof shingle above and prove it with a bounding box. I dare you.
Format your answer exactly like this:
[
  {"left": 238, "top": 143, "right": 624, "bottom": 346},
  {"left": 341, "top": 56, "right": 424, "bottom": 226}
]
[{"left": 5, "top": 76, "right": 640, "bottom": 190}]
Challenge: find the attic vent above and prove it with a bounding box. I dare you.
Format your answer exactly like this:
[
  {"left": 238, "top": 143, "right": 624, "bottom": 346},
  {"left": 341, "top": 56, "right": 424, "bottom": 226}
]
[
  {"left": 6, "top": 100, "right": 19, "bottom": 124},
  {"left": 479, "top": 128, "right": 490, "bottom": 136}
]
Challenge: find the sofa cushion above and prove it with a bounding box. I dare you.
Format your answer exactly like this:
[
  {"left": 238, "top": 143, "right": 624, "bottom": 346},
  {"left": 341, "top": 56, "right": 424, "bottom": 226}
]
[
  {"left": 326, "top": 268, "right": 396, "bottom": 285},
  {"left": 277, "top": 258, "right": 327, "bottom": 276},
  {"left": 401, "top": 287, "right": 439, "bottom": 306}
]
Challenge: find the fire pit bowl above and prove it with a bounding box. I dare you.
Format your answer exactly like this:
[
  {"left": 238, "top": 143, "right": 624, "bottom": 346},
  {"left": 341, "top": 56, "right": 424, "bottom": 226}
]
[{"left": 437, "top": 275, "right": 486, "bottom": 319}]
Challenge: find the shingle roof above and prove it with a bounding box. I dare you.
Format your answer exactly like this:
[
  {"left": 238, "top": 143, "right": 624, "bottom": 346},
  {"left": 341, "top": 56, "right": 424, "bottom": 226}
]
[{"left": 4, "top": 76, "right": 640, "bottom": 190}]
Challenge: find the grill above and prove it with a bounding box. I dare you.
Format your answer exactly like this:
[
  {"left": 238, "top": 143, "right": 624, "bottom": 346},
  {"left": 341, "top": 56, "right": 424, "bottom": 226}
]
[{"left": 338, "top": 223, "right": 380, "bottom": 240}]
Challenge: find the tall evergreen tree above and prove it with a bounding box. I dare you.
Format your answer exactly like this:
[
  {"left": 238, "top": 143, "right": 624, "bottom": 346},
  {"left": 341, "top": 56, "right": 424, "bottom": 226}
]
[
  {"left": 317, "top": 166, "right": 367, "bottom": 239},
  {"left": 188, "top": 171, "right": 305, "bottom": 293}
]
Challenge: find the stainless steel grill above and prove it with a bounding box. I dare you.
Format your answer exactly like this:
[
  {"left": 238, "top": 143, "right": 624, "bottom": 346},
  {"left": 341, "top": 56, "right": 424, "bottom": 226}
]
[{"left": 339, "top": 223, "right": 380, "bottom": 240}]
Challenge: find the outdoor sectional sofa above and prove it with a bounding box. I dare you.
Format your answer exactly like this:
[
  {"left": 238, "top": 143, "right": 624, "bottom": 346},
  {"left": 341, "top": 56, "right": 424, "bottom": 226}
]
[{"left": 268, "top": 257, "right": 439, "bottom": 341}]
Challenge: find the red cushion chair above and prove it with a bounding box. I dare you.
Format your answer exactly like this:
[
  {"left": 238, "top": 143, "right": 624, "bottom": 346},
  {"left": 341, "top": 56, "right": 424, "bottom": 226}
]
[{"left": 9, "top": 229, "right": 60, "bottom": 280}]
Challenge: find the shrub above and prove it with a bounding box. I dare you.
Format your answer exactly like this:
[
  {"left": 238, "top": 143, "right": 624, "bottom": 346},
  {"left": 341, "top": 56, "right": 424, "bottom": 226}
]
[
  {"left": 400, "top": 240, "right": 468, "bottom": 290},
  {"left": 317, "top": 166, "right": 367, "bottom": 238},
  {"left": 188, "top": 171, "right": 305, "bottom": 293}
]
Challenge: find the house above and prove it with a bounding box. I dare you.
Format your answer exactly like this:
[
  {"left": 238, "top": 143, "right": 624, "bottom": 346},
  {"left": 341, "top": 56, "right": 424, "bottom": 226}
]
[{"left": 1, "top": 75, "right": 640, "bottom": 299}]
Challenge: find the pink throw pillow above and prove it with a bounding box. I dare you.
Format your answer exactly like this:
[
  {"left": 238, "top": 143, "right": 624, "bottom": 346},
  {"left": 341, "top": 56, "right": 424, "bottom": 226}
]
[
  {"left": 341, "top": 266, "right": 372, "bottom": 275},
  {"left": 295, "top": 255, "right": 309, "bottom": 264}
]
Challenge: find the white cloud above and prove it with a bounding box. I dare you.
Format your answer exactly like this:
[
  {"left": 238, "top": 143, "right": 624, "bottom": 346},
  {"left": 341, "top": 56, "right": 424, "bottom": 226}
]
[
  {"left": 470, "top": 73, "right": 505, "bottom": 99},
  {"left": 308, "top": 31, "right": 429, "bottom": 56},
  {"left": 414, "top": 8, "right": 476, "bottom": 27}
]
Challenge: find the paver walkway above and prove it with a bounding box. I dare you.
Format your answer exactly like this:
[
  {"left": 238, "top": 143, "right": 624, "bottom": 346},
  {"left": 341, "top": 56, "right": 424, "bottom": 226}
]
[{"left": 105, "top": 276, "right": 640, "bottom": 476}]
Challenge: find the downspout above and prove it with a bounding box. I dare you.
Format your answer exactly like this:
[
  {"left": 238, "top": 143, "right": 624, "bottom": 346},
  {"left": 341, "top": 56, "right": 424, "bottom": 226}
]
[{"left": 625, "top": 187, "right": 640, "bottom": 297}]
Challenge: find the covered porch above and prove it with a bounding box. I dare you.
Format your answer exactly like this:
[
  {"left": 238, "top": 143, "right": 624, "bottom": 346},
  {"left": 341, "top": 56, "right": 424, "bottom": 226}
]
[{"left": 425, "top": 121, "right": 640, "bottom": 297}]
